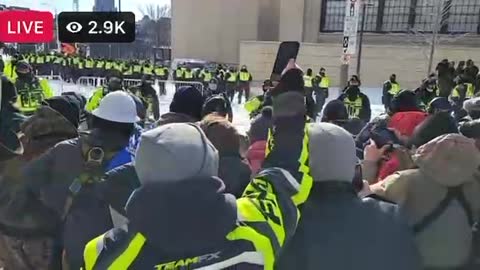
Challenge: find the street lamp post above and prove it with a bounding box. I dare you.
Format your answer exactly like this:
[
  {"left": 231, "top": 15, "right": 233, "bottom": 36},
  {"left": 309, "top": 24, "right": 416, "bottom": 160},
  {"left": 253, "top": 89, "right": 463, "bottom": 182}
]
[{"left": 356, "top": 1, "right": 367, "bottom": 76}]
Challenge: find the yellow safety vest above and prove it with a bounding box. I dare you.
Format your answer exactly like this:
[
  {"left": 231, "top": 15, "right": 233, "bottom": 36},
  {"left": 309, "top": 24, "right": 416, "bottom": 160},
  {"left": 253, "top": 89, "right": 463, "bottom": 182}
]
[
  {"left": 175, "top": 69, "right": 184, "bottom": 79},
  {"left": 388, "top": 81, "right": 401, "bottom": 96},
  {"left": 184, "top": 70, "right": 193, "bottom": 80},
  {"left": 343, "top": 96, "right": 363, "bottom": 119},
  {"left": 155, "top": 67, "right": 165, "bottom": 76},
  {"left": 36, "top": 56, "right": 45, "bottom": 64},
  {"left": 227, "top": 72, "right": 237, "bottom": 82},
  {"left": 303, "top": 75, "right": 313, "bottom": 88},
  {"left": 244, "top": 96, "right": 262, "bottom": 113},
  {"left": 202, "top": 71, "right": 212, "bottom": 82},
  {"left": 124, "top": 66, "right": 133, "bottom": 75},
  {"left": 452, "top": 83, "right": 475, "bottom": 99},
  {"left": 133, "top": 65, "right": 142, "bottom": 73},
  {"left": 15, "top": 79, "right": 54, "bottom": 114},
  {"left": 78, "top": 61, "right": 84, "bottom": 69},
  {"left": 143, "top": 66, "right": 153, "bottom": 75},
  {"left": 85, "top": 60, "right": 94, "bottom": 68},
  {"left": 319, "top": 76, "right": 330, "bottom": 88},
  {"left": 96, "top": 61, "right": 104, "bottom": 68},
  {"left": 239, "top": 71, "right": 250, "bottom": 82}
]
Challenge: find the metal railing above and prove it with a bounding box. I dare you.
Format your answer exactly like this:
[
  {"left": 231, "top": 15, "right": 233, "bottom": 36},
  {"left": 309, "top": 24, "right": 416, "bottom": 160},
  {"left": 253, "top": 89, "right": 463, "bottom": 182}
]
[
  {"left": 320, "top": 0, "right": 480, "bottom": 34},
  {"left": 158, "top": 80, "right": 205, "bottom": 94},
  {"left": 76, "top": 77, "right": 204, "bottom": 94}
]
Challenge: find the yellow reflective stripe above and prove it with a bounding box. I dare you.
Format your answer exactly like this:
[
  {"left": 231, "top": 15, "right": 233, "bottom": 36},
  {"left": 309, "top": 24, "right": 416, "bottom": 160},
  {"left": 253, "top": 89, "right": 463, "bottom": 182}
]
[
  {"left": 292, "top": 124, "right": 312, "bottom": 206},
  {"left": 227, "top": 226, "right": 273, "bottom": 270},
  {"left": 84, "top": 234, "right": 106, "bottom": 270},
  {"left": 264, "top": 124, "right": 313, "bottom": 206},
  {"left": 240, "top": 179, "right": 286, "bottom": 245},
  {"left": 108, "top": 233, "right": 146, "bottom": 270}
]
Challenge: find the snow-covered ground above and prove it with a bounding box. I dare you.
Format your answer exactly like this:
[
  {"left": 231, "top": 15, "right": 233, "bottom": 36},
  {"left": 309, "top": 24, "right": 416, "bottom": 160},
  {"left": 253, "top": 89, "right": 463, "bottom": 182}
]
[{"left": 48, "top": 80, "right": 385, "bottom": 134}]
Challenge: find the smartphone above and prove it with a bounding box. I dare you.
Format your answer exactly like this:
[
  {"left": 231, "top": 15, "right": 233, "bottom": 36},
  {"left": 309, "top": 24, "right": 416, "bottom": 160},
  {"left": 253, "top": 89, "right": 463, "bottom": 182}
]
[
  {"left": 370, "top": 128, "right": 400, "bottom": 148},
  {"left": 270, "top": 41, "right": 300, "bottom": 82}
]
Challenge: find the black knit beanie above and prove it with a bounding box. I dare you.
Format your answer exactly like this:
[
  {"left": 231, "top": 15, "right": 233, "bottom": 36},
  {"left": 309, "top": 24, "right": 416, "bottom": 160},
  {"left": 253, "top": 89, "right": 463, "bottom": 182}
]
[{"left": 170, "top": 86, "right": 204, "bottom": 121}]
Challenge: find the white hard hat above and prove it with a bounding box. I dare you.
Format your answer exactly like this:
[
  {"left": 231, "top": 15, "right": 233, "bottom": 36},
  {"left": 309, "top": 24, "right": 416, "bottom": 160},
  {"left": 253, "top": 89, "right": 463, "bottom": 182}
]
[{"left": 92, "top": 91, "right": 139, "bottom": 123}]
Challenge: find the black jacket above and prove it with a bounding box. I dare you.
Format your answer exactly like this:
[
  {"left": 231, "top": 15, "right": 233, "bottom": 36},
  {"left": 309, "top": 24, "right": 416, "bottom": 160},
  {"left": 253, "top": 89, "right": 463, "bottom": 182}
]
[
  {"left": 338, "top": 91, "right": 372, "bottom": 123},
  {"left": 84, "top": 165, "right": 312, "bottom": 270},
  {"left": 21, "top": 130, "right": 130, "bottom": 270},
  {"left": 276, "top": 182, "right": 422, "bottom": 270},
  {"left": 218, "top": 154, "right": 251, "bottom": 198}
]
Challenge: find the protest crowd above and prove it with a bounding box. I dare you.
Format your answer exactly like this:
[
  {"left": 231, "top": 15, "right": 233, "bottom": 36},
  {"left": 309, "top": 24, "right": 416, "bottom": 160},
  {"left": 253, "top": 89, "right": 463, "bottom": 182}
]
[{"left": 1, "top": 50, "right": 480, "bottom": 270}]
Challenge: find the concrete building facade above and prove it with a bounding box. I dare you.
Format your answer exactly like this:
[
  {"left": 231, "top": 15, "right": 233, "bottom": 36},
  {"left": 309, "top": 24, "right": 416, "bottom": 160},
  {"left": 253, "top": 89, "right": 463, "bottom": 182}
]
[{"left": 172, "top": 0, "right": 480, "bottom": 88}]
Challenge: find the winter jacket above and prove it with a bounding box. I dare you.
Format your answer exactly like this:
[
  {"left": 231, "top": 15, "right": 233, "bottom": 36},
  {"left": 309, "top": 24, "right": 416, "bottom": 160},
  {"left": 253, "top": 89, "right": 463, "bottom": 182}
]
[
  {"left": 218, "top": 154, "right": 251, "bottom": 197},
  {"left": 95, "top": 163, "right": 140, "bottom": 217},
  {"left": 338, "top": 90, "right": 372, "bottom": 123},
  {"left": 371, "top": 134, "right": 480, "bottom": 268},
  {"left": 84, "top": 166, "right": 312, "bottom": 270},
  {"left": 20, "top": 129, "right": 130, "bottom": 270},
  {"left": 0, "top": 106, "right": 78, "bottom": 270},
  {"left": 0, "top": 103, "right": 26, "bottom": 138},
  {"left": 276, "top": 181, "right": 422, "bottom": 270},
  {"left": 155, "top": 112, "right": 197, "bottom": 127},
  {"left": 247, "top": 140, "right": 267, "bottom": 175}
]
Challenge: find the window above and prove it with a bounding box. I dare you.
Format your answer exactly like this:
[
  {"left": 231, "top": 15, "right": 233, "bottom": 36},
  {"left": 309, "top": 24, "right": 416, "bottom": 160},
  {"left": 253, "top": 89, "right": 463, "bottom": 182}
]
[{"left": 320, "top": 0, "right": 480, "bottom": 34}]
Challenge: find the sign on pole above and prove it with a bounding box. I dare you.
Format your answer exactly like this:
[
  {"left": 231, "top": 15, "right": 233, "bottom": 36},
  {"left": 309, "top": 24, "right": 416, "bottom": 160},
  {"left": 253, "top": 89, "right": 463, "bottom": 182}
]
[{"left": 342, "top": 0, "right": 361, "bottom": 64}]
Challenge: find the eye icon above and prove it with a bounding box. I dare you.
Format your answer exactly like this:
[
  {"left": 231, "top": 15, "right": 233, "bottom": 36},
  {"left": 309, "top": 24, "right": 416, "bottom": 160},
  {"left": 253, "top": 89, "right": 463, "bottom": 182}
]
[{"left": 66, "top": 21, "right": 83, "bottom": 33}]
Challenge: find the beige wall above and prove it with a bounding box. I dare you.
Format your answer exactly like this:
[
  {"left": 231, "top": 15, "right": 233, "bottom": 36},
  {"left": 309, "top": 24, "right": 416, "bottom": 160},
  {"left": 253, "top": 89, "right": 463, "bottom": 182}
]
[
  {"left": 240, "top": 41, "right": 480, "bottom": 88},
  {"left": 279, "top": 0, "right": 305, "bottom": 41},
  {"left": 172, "top": 0, "right": 259, "bottom": 64}
]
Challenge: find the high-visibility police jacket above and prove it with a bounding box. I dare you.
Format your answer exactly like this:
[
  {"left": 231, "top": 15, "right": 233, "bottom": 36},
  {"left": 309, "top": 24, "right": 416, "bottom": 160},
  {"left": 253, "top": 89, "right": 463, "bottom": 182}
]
[
  {"left": 133, "top": 65, "right": 142, "bottom": 73},
  {"left": 96, "top": 61, "right": 105, "bottom": 69},
  {"left": 105, "top": 62, "right": 113, "bottom": 70},
  {"left": 184, "top": 70, "right": 194, "bottom": 80},
  {"left": 227, "top": 72, "right": 237, "bottom": 83},
  {"left": 15, "top": 78, "right": 54, "bottom": 114},
  {"left": 244, "top": 96, "right": 263, "bottom": 113},
  {"left": 83, "top": 164, "right": 311, "bottom": 270},
  {"left": 3, "top": 61, "right": 17, "bottom": 82},
  {"left": 386, "top": 81, "right": 401, "bottom": 96},
  {"left": 202, "top": 70, "right": 212, "bottom": 82},
  {"left": 343, "top": 96, "right": 363, "bottom": 119},
  {"left": 36, "top": 56, "right": 45, "bottom": 64},
  {"left": 54, "top": 56, "right": 63, "bottom": 64},
  {"left": 319, "top": 75, "right": 330, "bottom": 88},
  {"left": 85, "top": 87, "right": 106, "bottom": 112},
  {"left": 123, "top": 66, "right": 133, "bottom": 76},
  {"left": 175, "top": 69, "right": 184, "bottom": 79},
  {"left": 78, "top": 60, "right": 85, "bottom": 69},
  {"left": 239, "top": 71, "right": 251, "bottom": 82},
  {"left": 114, "top": 63, "right": 122, "bottom": 71},
  {"left": 304, "top": 75, "right": 313, "bottom": 88},
  {"left": 143, "top": 65, "right": 153, "bottom": 75},
  {"left": 85, "top": 59, "right": 94, "bottom": 69},
  {"left": 451, "top": 83, "right": 475, "bottom": 99},
  {"left": 155, "top": 67, "right": 166, "bottom": 76}
]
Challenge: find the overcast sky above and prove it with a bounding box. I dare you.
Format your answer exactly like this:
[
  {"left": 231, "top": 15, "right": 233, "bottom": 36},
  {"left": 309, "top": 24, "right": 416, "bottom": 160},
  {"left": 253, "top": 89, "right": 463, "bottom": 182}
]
[{"left": 2, "top": 0, "right": 170, "bottom": 19}]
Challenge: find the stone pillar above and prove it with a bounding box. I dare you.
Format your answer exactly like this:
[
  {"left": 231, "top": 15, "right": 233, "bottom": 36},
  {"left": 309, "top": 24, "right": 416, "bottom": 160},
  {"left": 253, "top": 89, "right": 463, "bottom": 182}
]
[
  {"left": 257, "top": 0, "right": 280, "bottom": 41},
  {"left": 279, "top": 0, "right": 305, "bottom": 41},
  {"left": 302, "top": 0, "right": 322, "bottom": 42}
]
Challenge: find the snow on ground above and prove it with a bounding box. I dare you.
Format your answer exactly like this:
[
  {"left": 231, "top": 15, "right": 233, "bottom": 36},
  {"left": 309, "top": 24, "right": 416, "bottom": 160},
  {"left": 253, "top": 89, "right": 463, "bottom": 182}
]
[{"left": 49, "top": 80, "right": 385, "bottom": 134}]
